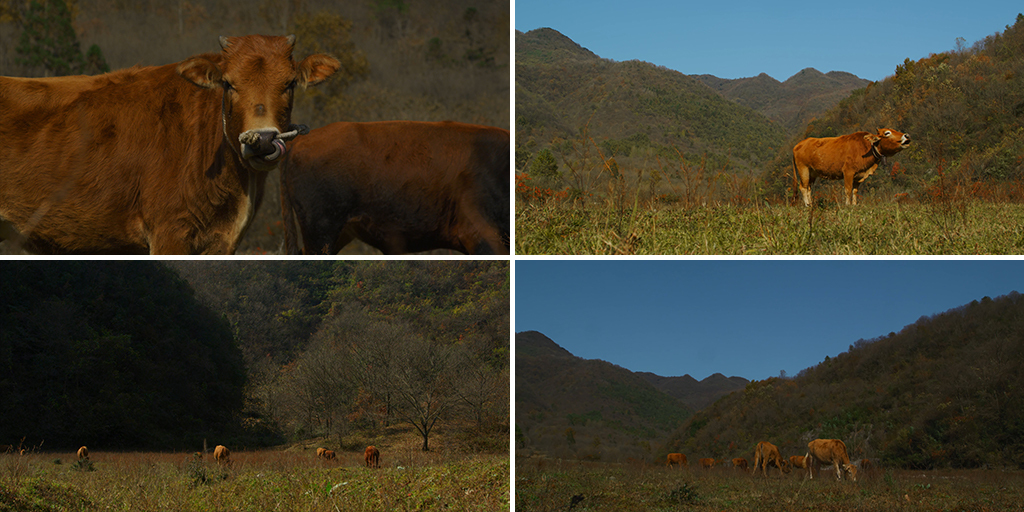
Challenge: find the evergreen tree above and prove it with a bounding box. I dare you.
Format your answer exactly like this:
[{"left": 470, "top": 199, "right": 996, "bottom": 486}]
[{"left": 15, "top": 0, "right": 107, "bottom": 77}]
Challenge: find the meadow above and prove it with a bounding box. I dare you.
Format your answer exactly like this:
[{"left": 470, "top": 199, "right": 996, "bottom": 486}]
[
  {"left": 0, "top": 448, "right": 509, "bottom": 511},
  {"left": 515, "top": 200, "right": 1024, "bottom": 255},
  {"left": 515, "top": 456, "right": 1024, "bottom": 512}
]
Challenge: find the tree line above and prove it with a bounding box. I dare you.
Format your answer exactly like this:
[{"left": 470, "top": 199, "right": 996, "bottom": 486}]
[{"left": 0, "top": 261, "right": 509, "bottom": 453}]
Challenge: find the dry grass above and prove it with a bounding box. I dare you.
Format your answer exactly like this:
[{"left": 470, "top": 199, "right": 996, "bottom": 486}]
[
  {"left": 0, "top": 448, "right": 509, "bottom": 511},
  {"left": 515, "top": 456, "right": 1024, "bottom": 512},
  {"left": 515, "top": 200, "right": 1024, "bottom": 255}
]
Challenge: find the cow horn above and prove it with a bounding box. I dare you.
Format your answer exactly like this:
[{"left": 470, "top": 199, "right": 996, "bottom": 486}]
[
  {"left": 286, "top": 34, "right": 296, "bottom": 47},
  {"left": 219, "top": 36, "right": 231, "bottom": 51}
]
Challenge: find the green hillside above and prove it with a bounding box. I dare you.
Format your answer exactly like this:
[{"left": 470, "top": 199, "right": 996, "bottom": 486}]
[
  {"left": 516, "top": 331, "right": 692, "bottom": 462},
  {"left": 515, "top": 28, "right": 787, "bottom": 173},
  {"left": 761, "top": 13, "right": 1024, "bottom": 199},
  {"left": 666, "top": 291, "right": 1024, "bottom": 470}
]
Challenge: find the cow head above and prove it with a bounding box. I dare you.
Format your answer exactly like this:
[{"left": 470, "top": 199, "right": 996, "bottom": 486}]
[
  {"left": 176, "top": 35, "right": 340, "bottom": 171},
  {"left": 865, "top": 128, "right": 911, "bottom": 158},
  {"left": 842, "top": 463, "right": 858, "bottom": 481}
]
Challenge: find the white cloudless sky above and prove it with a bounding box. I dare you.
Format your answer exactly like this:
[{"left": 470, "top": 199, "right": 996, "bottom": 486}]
[
  {"left": 515, "top": 260, "right": 1024, "bottom": 381},
  {"left": 514, "top": 0, "right": 1023, "bottom": 81}
]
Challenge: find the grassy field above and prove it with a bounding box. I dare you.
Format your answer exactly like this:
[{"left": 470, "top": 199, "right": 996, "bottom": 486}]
[
  {"left": 515, "top": 457, "right": 1024, "bottom": 511},
  {"left": 0, "top": 448, "right": 509, "bottom": 511},
  {"left": 515, "top": 201, "right": 1024, "bottom": 255}
]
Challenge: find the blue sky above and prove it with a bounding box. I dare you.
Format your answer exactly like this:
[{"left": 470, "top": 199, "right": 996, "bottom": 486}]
[
  {"left": 515, "top": 260, "right": 1024, "bottom": 380},
  {"left": 514, "top": 1, "right": 1022, "bottom": 81}
]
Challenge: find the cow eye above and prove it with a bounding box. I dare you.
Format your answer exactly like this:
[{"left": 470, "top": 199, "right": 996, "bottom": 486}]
[{"left": 884, "top": 131, "right": 891, "bottom": 137}]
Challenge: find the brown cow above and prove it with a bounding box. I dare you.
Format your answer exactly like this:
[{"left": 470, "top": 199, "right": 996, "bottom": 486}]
[
  {"left": 322, "top": 450, "right": 337, "bottom": 461},
  {"left": 732, "top": 457, "right": 748, "bottom": 471},
  {"left": 699, "top": 457, "right": 716, "bottom": 469},
  {"left": 77, "top": 446, "right": 89, "bottom": 460},
  {"left": 316, "top": 447, "right": 327, "bottom": 459},
  {"left": 364, "top": 446, "right": 380, "bottom": 468},
  {"left": 213, "top": 445, "right": 230, "bottom": 465},
  {"left": 807, "top": 439, "right": 857, "bottom": 481},
  {"left": 793, "top": 128, "right": 911, "bottom": 206},
  {"left": 0, "top": 35, "right": 339, "bottom": 254},
  {"left": 666, "top": 453, "right": 687, "bottom": 468},
  {"left": 280, "top": 121, "right": 510, "bottom": 255},
  {"left": 753, "top": 441, "right": 791, "bottom": 477},
  {"left": 789, "top": 454, "right": 810, "bottom": 478}
]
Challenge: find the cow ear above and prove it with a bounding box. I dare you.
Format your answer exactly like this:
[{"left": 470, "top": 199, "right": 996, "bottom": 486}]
[
  {"left": 864, "top": 133, "right": 880, "bottom": 144},
  {"left": 177, "top": 57, "right": 223, "bottom": 89},
  {"left": 297, "top": 54, "right": 341, "bottom": 87}
]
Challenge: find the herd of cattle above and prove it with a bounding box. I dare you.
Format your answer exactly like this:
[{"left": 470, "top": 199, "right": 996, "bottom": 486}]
[
  {"left": 666, "top": 438, "right": 866, "bottom": 481},
  {"left": 4, "top": 443, "right": 383, "bottom": 468},
  {"left": 0, "top": 34, "right": 510, "bottom": 255}
]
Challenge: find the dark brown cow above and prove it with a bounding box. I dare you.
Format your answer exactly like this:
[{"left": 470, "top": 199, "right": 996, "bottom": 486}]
[
  {"left": 732, "top": 457, "right": 748, "bottom": 471},
  {"left": 77, "top": 446, "right": 89, "bottom": 460},
  {"left": 280, "top": 121, "right": 510, "bottom": 255},
  {"left": 793, "top": 128, "right": 911, "bottom": 206},
  {"left": 807, "top": 439, "right": 857, "bottom": 481},
  {"left": 364, "top": 445, "right": 380, "bottom": 468},
  {"left": 322, "top": 449, "right": 337, "bottom": 461},
  {"left": 666, "top": 453, "right": 687, "bottom": 468},
  {"left": 753, "top": 441, "right": 791, "bottom": 477},
  {"left": 0, "top": 35, "right": 339, "bottom": 254}
]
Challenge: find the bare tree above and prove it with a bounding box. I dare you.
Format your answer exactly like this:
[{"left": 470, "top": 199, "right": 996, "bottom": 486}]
[{"left": 391, "top": 336, "right": 463, "bottom": 451}]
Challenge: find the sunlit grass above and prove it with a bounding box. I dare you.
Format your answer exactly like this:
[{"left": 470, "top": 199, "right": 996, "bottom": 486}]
[{"left": 515, "top": 200, "right": 1024, "bottom": 255}]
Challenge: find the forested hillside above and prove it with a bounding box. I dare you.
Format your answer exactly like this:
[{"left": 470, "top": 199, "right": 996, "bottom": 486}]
[
  {"left": 694, "top": 68, "right": 870, "bottom": 134},
  {"left": 0, "top": 261, "right": 509, "bottom": 453},
  {"left": 761, "top": 13, "right": 1024, "bottom": 199},
  {"left": 516, "top": 28, "right": 787, "bottom": 175},
  {"left": 667, "top": 291, "right": 1024, "bottom": 470},
  {"left": 516, "top": 331, "right": 691, "bottom": 462},
  {"left": 0, "top": 262, "right": 244, "bottom": 450}
]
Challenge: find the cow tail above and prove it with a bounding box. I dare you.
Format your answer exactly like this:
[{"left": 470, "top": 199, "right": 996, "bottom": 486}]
[{"left": 279, "top": 158, "right": 301, "bottom": 255}]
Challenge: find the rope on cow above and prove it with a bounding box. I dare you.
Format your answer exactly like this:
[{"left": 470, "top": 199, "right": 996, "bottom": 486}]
[{"left": 276, "top": 124, "right": 309, "bottom": 141}]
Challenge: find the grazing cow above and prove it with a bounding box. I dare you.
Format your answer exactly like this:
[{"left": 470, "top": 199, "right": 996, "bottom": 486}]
[
  {"left": 77, "top": 446, "right": 89, "bottom": 460},
  {"left": 732, "top": 458, "right": 748, "bottom": 471},
  {"left": 364, "top": 446, "right": 380, "bottom": 468},
  {"left": 193, "top": 452, "right": 203, "bottom": 460},
  {"left": 280, "top": 121, "right": 510, "bottom": 255},
  {"left": 322, "top": 450, "right": 337, "bottom": 461},
  {"left": 213, "top": 445, "right": 230, "bottom": 465},
  {"left": 793, "top": 128, "right": 911, "bottom": 206},
  {"left": 789, "top": 454, "right": 810, "bottom": 478},
  {"left": 807, "top": 439, "right": 857, "bottom": 481},
  {"left": 316, "top": 447, "right": 327, "bottom": 459},
  {"left": 753, "top": 441, "right": 791, "bottom": 477},
  {"left": 0, "top": 35, "right": 340, "bottom": 254},
  {"left": 666, "top": 453, "right": 687, "bottom": 468},
  {"left": 699, "top": 458, "right": 716, "bottom": 469}
]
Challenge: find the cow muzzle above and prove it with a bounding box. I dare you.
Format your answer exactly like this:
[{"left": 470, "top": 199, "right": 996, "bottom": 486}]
[
  {"left": 900, "top": 134, "right": 911, "bottom": 148},
  {"left": 238, "top": 125, "right": 309, "bottom": 171}
]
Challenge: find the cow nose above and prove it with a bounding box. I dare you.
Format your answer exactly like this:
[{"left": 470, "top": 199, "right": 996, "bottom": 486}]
[{"left": 239, "top": 128, "right": 281, "bottom": 159}]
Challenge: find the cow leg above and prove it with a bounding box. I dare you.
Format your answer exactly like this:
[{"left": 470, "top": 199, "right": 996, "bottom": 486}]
[
  {"left": 843, "top": 172, "right": 855, "bottom": 205},
  {"left": 794, "top": 163, "right": 813, "bottom": 206}
]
